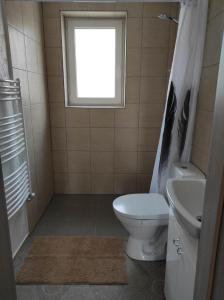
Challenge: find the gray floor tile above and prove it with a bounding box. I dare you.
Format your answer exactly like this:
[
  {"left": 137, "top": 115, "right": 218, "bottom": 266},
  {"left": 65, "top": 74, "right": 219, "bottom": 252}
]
[{"left": 14, "top": 194, "right": 166, "bottom": 300}]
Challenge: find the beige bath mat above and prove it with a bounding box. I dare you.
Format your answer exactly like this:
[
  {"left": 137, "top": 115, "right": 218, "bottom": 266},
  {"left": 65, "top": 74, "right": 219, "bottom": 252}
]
[{"left": 16, "top": 236, "right": 128, "bottom": 285}]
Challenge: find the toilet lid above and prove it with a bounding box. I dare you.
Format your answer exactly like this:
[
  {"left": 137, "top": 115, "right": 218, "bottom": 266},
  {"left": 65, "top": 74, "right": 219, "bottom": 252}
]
[{"left": 113, "top": 193, "right": 169, "bottom": 220}]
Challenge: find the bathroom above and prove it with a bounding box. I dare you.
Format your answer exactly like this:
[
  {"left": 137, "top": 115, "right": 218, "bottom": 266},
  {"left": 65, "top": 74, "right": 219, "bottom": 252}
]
[{"left": 0, "top": 0, "right": 224, "bottom": 299}]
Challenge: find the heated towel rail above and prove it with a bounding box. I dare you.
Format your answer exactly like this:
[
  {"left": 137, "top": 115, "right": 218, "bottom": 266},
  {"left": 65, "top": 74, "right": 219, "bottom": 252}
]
[{"left": 0, "top": 78, "right": 33, "bottom": 219}]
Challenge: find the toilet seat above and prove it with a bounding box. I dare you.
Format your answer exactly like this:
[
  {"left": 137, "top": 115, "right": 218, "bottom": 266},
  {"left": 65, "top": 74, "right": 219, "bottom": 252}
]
[{"left": 113, "top": 193, "right": 169, "bottom": 220}]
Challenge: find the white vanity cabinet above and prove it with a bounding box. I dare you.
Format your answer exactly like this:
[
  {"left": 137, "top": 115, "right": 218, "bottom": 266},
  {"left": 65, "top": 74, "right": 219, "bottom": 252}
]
[{"left": 165, "top": 208, "right": 198, "bottom": 300}]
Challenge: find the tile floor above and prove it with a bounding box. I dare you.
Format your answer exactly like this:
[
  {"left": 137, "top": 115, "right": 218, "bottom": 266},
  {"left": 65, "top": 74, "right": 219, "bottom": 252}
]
[{"left": 14, "top": 195, "right": 166, "bottom": 300}]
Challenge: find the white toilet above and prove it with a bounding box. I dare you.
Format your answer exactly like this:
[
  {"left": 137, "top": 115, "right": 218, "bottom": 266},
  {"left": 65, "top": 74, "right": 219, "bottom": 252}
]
[{"left": 113, "top": 163, "right": 204, "bottom": 261}]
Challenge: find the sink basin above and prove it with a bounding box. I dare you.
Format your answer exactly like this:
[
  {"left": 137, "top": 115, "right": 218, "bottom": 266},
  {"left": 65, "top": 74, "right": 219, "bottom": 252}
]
[{"left": 166, "top": 178, "right": 206, "bottom": 238}]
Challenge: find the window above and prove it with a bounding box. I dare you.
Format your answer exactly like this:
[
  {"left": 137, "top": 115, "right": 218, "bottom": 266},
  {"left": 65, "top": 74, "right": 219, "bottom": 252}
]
[{"left": 61, "top": 11, "right": 127, "bottom": 107}]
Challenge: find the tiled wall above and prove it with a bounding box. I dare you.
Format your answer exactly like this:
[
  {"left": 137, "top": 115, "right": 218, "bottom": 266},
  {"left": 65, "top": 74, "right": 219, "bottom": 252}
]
[
  {"left": 43, "top": 2, "right": 178, "bottom": 194},
  {"left": 191, "top": 0, "right": 224, "bottom": 175},
  {"left": 6, "top": 1, "right": 53, "bottom": 230}
]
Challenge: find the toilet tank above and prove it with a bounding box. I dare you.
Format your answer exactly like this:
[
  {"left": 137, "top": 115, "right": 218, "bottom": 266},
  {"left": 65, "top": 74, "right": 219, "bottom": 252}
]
[{"left": 170, "top": 162, "right": 205, "bottom": 180}]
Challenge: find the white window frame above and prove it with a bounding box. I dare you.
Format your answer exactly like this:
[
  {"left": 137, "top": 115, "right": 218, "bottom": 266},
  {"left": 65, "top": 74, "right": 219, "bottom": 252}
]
[{"left": 61, "top": 11, "right": 127, "bottom": 108}]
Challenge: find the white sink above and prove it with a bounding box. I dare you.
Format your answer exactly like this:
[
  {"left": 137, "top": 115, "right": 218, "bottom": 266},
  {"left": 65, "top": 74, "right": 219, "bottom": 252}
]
[{"left": 166, "top": 178, "right": 206, "bottom": 238}]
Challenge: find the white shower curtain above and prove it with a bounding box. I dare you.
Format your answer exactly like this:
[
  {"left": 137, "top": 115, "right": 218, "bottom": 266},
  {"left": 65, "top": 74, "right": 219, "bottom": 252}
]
[{"left": 150, "top": 0, "right": 208, "bottom": 193}]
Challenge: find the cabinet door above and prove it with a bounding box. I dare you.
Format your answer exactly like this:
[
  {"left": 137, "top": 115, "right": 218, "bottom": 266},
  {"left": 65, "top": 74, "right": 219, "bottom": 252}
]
[
  {"left": 176, "top": 226, "right": 196, "bottom": 300},
  {"left": 165, "top": 209, "right": 197, "bottom": 300},
  {"left": 165, "top": 210, "right": 181, "bottom": 300}
]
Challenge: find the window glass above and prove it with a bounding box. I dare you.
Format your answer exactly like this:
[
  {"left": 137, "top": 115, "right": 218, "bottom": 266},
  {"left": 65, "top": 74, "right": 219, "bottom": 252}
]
[{"left": 74, "top": 28, "right": 116, "bottom": 98}]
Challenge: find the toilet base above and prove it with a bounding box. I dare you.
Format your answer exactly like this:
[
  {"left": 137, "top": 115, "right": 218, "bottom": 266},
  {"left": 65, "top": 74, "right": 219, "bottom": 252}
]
[{"left": 126, "top": 236, "right": 166, "bottom": 261}]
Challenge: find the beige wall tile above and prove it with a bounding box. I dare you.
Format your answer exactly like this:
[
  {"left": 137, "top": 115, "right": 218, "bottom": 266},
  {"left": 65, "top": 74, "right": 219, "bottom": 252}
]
[
  {"left": 191, "top": 145, "right": 209, "bottom": 175},
  {"left": 67, "top": 173, "right": 91, "bottom": 194},
  {"left": 52, "top": 150, "right": 68, "bottom": 172},
  {"left": 54, "top": 173, "right": 69, "bottom": 193},
  {"left": 8, "top": 25, "right": 26, "bottom": 70},
  {"left": 126, "top": 77, "right": 140, "bottom": 104},
  {"left": 169, "top": 22, "right": 178, "bottom": 50},
  {"left": 66, "top": 128, "right": 90, "bottom": 151},
  {"left": 5, "top": 1, "right": 23, "bottom": 32},
  {"left": 141, "top": 48, "right": 168, "bottom": 77},
  {"left": 43, "top": 18, "right": 61, "bottom": 48},
  {"left": 50, "top": 103, "right": 65, "bottom": 127},
  {"left": 43, "top": 3, "right": 60, "bottom": 18},
  {"left": 25, "top": 36, "right": 38, "bottom": 73},
  {"left": 28, "top": 72, "right": 46, "bottom": 104},
  {"left": 22, "top": 2, "right": 36, "bottom": 40},
  {"left": 37, "top": 180, "right": 53, "bottom": 216},
  {"left": 91, "top": 128, "right": 114, "bottom": 151},
  {"left": 137, "top": 151, "right": 156, "bottom": 173},
  {"left": 23, "top": 105, "right": 33, "bottom": 139},
  {"left": 88, "top": 2, "right": 115, "bottom": 11},
  {"left": 26, "top": 137, "right": 39, "bottom": 217},
  {"left": 33, "top": 131, "right": 52, "bottom": 165},
  {"left": 91, "top": 174, "right": 114, "bottom": 194},
  {"left": 138, "top": 128, "right": 160, "bottom": 151},
  {"left": 137, "top": 174, "right": 152, "bottom": 192},
  {"left": 143, "top": 3, "right": 171, "bottom": 18},
  {"left": 87, "top": 3, "right": 115, "bottom": 11},
  {"left": 193, "top": 110, "right": 213, "bottom": 152},
  {"left": 203, "top": 13, "right": 224, "bottom": 67},
  {"left": 27, "top": 196, "right": 38, "bottom": 232},
  {"left": 115, "top": 174, "right": 137, "bottom": 194},
  {"left": 41, "top": 2, "right": 177, "bottom": 194},
  {"left": 140, "top": 77, "right": 167, "bottom": 103},
  {"left": 47, "top": 76, "right": 65, "bottom": 103},
  {"left": 91, "top": 152, "right": 114, "bottom": 173},
  {"left": 35, "top": 41, "right": 44, "bottom": 62},
  {"left": 39, "top": 72, "right": 47, "bottom": 100},
  {"left": 31, "top": 103, "right": 49, "bottom": 135},
  {"left": 192, "top": 1, "right": 224, "bottom": 174},
  {"left": 46, "top": 47, "right": 63, "bottom": 76},
  {"left": 67, "top": 151, "right": 90, "bottom": 172},
  {"left": 142, "top": 18, "right": 170, "bottom": 48},
  {"left": 13, "top": 68, "right": 30, "bottom": 106},
  {"left": 6, "top": 2, "right": 54, "bottom": 231},
  {"left": 32, "top": 6, "right": 43, "bottom": 44},
  {"left": 167, "top": 49, "right": 175, "bottom": 74},
  {"left": 115, "top": 151, "right": 138, "bottom": 173},
  {"left": 90, "top": 109, "right": 114, "bottom": 127},
  {"left": 139, "top": 103, "right": 163, "bottom": 128},
  {"left": 115, "top": 3, "right": 143, "bottom": 18},
  {"left": 33, "top": 138, "right": 52, "bottom": 198},
  {"left": 27, "top": 72, "right": 39, "bottom": 104},
  {"left": 170, "top": 3, "right": 180, "bottom": 17},
  {"left": 51, "top": 127, "right": 66, "bottom": 150},
  {"left": 208, "top": 0, "right": 224, "bottom": 21},
  {"left": 197, "top": 65, "right": 219, "bottom": 111},
  {"left": 36, "top": 43, "right": 46, "bottom": 75},
  {"left": 33, "top": 2, "right": 42, "bottom": 24},
  {"left": 115, "top": 128, "right": 138, "bottom": 151},
  {"left": 65, "top": 108, "right": 90, "bottom": 128},
  {"left": 115, "top": 104, "right": 139, "bottom": 128},
  {"left": 126, "top": 48, "right": 141, "bottom": 76},
  {"left": 127, "top": 18, "right": 142, "bottom": 48}
]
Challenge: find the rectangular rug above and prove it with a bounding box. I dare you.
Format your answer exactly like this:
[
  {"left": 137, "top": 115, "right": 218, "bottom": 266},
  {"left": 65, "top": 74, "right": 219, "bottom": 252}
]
[{"left": 16, "top": 236, "right": 128, "bottom": 285}]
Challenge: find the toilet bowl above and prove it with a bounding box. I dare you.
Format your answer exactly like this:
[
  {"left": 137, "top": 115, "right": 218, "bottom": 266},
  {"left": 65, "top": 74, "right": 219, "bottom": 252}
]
[
  {"left": 113, "top": 163, "right": 205, "bottom": 261},
  {"left": 113, "top": 193, "right": 169, "bottom": 261}
]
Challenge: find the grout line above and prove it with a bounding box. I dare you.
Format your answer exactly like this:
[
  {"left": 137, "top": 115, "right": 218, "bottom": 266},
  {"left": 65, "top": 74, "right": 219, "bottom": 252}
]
[
  {"left": 89, "top": 109, "right": 93, "bottom": 193},
  {"left": 113, "top": 108, "right": 116, "bottom": 194},
  {"left": 207, "top": 9, "right": 224, "bottom": 24},
  {"left": 136, "top": 9, "right": 145, "bottom": 192}
]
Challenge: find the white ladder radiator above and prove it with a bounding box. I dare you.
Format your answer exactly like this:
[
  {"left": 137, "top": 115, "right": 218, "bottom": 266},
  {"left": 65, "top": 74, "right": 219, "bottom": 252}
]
[{"left": 0, "top": 78, "right": 33, "bottom": 219}]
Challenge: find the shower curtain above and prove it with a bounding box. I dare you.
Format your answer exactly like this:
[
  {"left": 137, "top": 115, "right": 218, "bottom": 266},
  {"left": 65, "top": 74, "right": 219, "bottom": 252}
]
[{"left": 150, "top": 0, "right": 208, "bottom": 193}]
